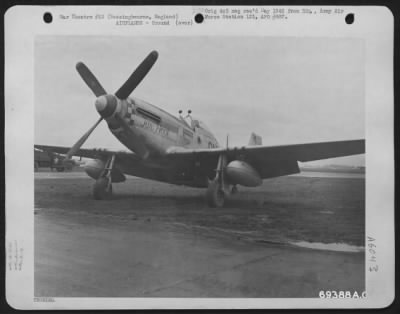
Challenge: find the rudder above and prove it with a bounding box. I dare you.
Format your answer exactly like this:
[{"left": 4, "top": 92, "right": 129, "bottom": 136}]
[{"left": 248, "top": 132, "right": 262, "bottom": 146}]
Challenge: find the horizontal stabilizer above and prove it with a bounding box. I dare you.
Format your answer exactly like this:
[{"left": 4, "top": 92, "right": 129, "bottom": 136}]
[{"left": 249, "top": 132, "right": 262, "bottom": 146}]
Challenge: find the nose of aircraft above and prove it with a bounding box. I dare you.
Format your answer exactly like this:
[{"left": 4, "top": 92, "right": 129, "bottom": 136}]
[{"left": 95, "top": 94, "right": 118, "bottom": 118}]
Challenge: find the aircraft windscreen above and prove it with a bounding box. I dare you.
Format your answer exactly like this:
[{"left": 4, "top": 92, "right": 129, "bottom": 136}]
[{"left": 183, "top": 116, "right": 212, "bottom": 133}]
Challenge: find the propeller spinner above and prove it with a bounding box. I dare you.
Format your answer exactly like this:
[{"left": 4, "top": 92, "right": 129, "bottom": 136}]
[
  {"left": 95, "top": 94, "right": 118, "bottom": 118},
  {"left": 64, "top": 50, "right": 159, "bottom": 160}
]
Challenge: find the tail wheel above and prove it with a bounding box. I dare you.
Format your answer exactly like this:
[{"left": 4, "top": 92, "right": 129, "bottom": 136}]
[
  {"left": 207, "top": 180, "right": 225, "bottom": 208},
  {"left": 93, "top": 177, "right": 112, "bottom": 200}
]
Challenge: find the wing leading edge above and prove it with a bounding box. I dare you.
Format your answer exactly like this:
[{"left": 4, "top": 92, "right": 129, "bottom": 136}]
[
  {"left": 34, "top": 145, "right": 141, "bottom": 161},
  {"left": 166, "top": 139, "right": 365, "bottom": 179},
  {"left": 35, "top": 139, "right": 364, "bottom": 182}
]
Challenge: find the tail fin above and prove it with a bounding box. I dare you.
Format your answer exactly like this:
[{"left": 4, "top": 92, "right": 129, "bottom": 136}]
[{"left": 248, "top": 132, "right": 262, "bottom": 146}]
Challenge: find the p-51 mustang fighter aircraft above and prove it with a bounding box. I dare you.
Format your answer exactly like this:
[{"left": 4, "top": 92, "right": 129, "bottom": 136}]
[{"left": 36, "top": 51, "right": 365, "bottom": 207}]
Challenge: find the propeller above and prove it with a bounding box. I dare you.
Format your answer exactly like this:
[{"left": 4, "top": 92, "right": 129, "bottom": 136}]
[
  {"left": 76, "top": 62, "right": 107, "bottom": 97},
  {"left": 65, "top": 117, "right": 103, "bottom": 160},
  {"left": 115, "top": 50, "right": 158, "bottom": 99},
  {"left": 64, "top": 51, "right": 158, "bottom": 160}
]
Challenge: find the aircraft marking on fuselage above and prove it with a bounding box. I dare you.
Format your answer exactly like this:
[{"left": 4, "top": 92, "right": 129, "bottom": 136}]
[
  {"left": 141, "top": 119, "right": 169, "bottom": 137},
  {"left": 114, "top": 97, "right": 220, "bottom": 150},
  {"left": 124, "top": 104, "right": 135, "bottom": 126}
]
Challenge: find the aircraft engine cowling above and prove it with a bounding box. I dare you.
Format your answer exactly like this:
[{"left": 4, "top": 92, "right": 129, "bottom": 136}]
[
  {"left": 84, "top": 159, "right": 106, "bottom": 180},
  {"left": 225, "top": 160, "right": 262, "bottom": 187}
]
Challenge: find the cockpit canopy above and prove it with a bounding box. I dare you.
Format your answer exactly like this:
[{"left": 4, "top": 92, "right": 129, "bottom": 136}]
[
  {"left": 197, "top": 120, "right": 212, "bottom": 133},
  {"left": 183, "top": 116, "right": 211, "bottom": 132}
]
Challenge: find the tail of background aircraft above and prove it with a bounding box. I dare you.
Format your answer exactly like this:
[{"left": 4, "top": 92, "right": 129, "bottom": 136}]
[{"left": 248, "top": 132, "right": 262, "bottom": 146}]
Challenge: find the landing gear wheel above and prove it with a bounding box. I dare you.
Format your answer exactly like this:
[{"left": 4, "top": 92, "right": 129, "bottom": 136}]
[
  {"left": 207, "top": 180, "right": 225, "bottom": 208},
  {"left": 93, "top": 177, "right": 112, "bottom": 200}
]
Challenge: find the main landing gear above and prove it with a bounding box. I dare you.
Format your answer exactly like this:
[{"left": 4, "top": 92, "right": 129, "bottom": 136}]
[
  {"left": 207, "top": 179, "right": 225, "bottom": 208},
  {"left": 207, "top": 154, "right": 229, "bottom": 208},
  {"left": 93, "top": 155, "right": 115, "bottom": 200}
]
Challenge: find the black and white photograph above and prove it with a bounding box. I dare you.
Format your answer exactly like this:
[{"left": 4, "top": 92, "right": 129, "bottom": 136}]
[{"left": 5, "top": 6, "right": 394, "bottom": 309}]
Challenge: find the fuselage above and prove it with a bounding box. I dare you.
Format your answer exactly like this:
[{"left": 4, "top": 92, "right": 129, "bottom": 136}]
[{"left": 102, "top": 96, "right": 220, "bottom": 159}]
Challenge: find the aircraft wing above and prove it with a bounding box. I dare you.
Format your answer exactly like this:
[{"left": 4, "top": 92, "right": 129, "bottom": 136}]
[
  {"left": 34, "top": 145, "right": 141, "bottom": 162},
  {"left": 166, "top": 139, "right": 365, "bottom": 179}
]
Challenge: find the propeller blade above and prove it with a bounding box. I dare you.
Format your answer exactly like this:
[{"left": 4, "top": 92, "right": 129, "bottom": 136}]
[
  {"left": 65, "top": 117, "right": 103, "bottom": 160},
  {"left": 76, "top": 62, "right": 107, "bottom": 97},
  {"left": 115, "top": 50, "right": 158, "bottom": 99}
]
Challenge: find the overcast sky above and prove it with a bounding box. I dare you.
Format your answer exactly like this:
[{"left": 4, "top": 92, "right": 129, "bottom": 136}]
[{"left": 35, "top": 36, "right": 365, "bottom": 166}]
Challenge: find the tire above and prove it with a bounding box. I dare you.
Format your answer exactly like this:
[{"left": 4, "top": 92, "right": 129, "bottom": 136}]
[
  {"left": 56, "top": 167, "right": 65, "bottom": 172},
  {"left": 93, "top": 177, "right": 112, "bottom": 200},
  {"left": 206, "top": 180, "right": 225, "bottom": 208}
]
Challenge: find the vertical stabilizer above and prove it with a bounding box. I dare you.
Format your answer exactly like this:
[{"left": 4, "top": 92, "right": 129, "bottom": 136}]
[{"left": 248, "top": 132, "right": 262, "bottom": 146}]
